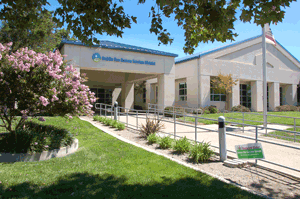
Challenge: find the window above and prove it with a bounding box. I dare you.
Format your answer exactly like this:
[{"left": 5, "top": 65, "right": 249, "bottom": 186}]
[
  {"left": 210, "top": 82, "right": 226, "bottom": 102},
  {"left": 179, "top": 82, "right": 187, "bottom": 101},
  {"left": 91, "top": 88, "right": 112, "bottom": 104},
  {"left": 143, "top": 88, "right": 146, "bottom": 103},
  {"left": 240, "top": 84, "right": 251, "bottom": 109}
]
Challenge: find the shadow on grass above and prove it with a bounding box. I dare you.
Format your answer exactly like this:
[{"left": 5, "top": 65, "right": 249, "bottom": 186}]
[{"left": 0, "top": 172, "right": 268, "bottom": 199}]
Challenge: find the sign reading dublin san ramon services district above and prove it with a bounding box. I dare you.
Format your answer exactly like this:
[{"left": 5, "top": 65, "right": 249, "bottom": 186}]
[
  {"left": 235, "top": 143, "right": 265, "bottom": 160},
  {"left": 92, "top": 53, "right": 155, "bottom": 65}
]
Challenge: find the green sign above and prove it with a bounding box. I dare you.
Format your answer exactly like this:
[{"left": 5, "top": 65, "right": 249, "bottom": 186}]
[{"left": 235, "top": 143, "right": 265, "bottom": 160}]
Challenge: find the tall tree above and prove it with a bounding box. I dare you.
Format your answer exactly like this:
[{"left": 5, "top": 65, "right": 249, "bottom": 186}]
[
  {"left": 0, "top": 0, "right": 295, "bottom": 54},
  {"left": 211, "top": 72, "right": 238, "bottom": 111},
  {"left": 0, "top": 8, "right": 76, "bottom": 54}
]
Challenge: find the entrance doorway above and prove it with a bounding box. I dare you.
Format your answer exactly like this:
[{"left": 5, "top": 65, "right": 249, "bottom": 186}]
[{"left": 90, "top": 88, "right": 113, "bottom": 111}]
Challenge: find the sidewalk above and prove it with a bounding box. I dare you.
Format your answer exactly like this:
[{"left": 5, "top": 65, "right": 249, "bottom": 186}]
[{"left": 112, "top": 113, "right": 300, "bottom": 179}]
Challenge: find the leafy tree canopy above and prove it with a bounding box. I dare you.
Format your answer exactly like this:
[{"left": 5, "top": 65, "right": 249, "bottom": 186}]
[
  {"left": 0, "top": 7, "right": 76, "bottom": 54},
  {"left": 0, "top": 0, "right": 294, "bottom": 54}
]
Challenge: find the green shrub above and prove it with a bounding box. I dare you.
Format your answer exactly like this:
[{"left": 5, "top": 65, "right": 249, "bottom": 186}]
[
  {"left": 192, "top": 108, "right": 203, "bottom": 115},
  {"left": 231, "top": 105, "right": 251, "bottom": 112},
  {"left": 93, "top": 116, "right": 99, "bottom": 121},
  {"left": 140, "top": 118, "right": 164, "bottom": 138},
  {"left": 0, "top": 121, "right": 74, "bottom": 154},
  {"left": 189, "top": 141, "right": 215, "bottom": 163},
  {"left": 107, "top": 119, "right": 114, "bottom": 126},
  {"left": 204, "top": 110, "right": 210, "bottom": 114},
  {"left": 173, "top": 136, "right": 191, "bottom": 154},
  {"left": 147, "top": 133, "right": 160, "bottom": 144},
  {"left": 116, "top": 123, "right": 125, "bottom": 130},
  {"left": 164, "top": 106, "right": 185, "bottom": 118},
  {"left": 159, "top": 136, "right": 173, "bottom": 149},
  {"left": 112, "top": 120, "right": 118, "bottom": 128},
  {"left": 98, "top": 116, "right": 105, "bottom": 122},
  {"left": 275, "top": 105, "right": 300, "bottom": 112},
  {"left": 208, "top": 106, "right": 218, "bottom": 114},
  {"left": 103, "top": 118, "right": 109, "bottom": 125}
]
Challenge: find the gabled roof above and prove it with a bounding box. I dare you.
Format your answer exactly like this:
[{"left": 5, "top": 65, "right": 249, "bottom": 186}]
[
  {"left": 59, "top": 40, "right": 178, "bottom": 57},
  {"left": 175, "top": 35, "right": 300, "bottom": 65}
]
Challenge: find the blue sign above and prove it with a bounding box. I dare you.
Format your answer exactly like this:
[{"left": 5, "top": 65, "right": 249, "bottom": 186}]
[
  {"left": 92, "top": 53, "right": 101, "bottom": 62},
  {"left": 92, "top": 53, "right": 155, "bottom": 65}
]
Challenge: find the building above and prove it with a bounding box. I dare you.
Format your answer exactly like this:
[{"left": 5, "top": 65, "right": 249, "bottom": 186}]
[
  {"left": 59, "top": 40, "right": 178, "bottom": 112},
  {"left": 59, "top": 34, "right": 300, "bottom": 112},
  {"left": 143, "top": 34, "right": 300, "bottom": 112}
]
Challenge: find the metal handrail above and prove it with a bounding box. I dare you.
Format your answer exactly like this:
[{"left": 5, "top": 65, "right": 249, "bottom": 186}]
[{"left": 95, "top": 102, "right": 300, "bottom": 176}]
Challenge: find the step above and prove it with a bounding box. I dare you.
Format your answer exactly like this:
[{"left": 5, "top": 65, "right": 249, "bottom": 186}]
[{"left": 223, "top": 159, "right": 253, "bottom": 168}]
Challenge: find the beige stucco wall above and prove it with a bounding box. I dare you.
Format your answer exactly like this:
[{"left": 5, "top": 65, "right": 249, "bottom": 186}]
[
  {"left": 174, "top": 36, "right": 300, "bottom": 111},
  {"left": 63, "top": 44, "right": 174, "bottom": 75},
  {"left": 62, "top": 43, "right": 176, "bottom": 110}
]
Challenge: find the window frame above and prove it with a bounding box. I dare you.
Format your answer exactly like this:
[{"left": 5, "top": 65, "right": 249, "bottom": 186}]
[
  {"left": 179, "top": 82, "right": 187, "bottom": 101},
  {"left": 210, "top": 82, "right": 226, "bottom": 102}
]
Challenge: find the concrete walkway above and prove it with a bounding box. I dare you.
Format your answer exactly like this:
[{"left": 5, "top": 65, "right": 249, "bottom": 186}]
[{"left": 103, "top": 112, "right": 300, "bottom": 179}]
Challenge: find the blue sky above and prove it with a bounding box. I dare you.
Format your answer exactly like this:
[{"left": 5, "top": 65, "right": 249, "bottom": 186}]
[{"left": 46, "top": 0, "right": 300, "bottom": 61}]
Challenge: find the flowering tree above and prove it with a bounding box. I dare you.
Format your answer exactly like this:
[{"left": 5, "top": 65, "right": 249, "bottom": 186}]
[
  {"left": 211, "top": 72, "right": 238, "bottom": 111},
  {"left": 0, "top": 42, "right": 96, "bottom": 135}
]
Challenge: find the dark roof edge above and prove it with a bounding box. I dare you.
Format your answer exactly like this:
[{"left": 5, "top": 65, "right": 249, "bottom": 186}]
[
  {"left": 175, "top": 35, "right": 262, "bottom": 64},
  {"left": 59, "top": 40, "right": 178, "bottom": 57}
]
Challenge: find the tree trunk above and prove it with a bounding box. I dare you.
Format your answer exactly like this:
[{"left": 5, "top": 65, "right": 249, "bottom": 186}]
[{"left": 225, "top": 93, "right": 231, "bottom": 111}]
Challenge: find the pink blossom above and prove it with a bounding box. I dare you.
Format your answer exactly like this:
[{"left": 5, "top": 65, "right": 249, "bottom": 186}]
[{"left": 39, "top": 96, "right": 49, "bottom": 106}]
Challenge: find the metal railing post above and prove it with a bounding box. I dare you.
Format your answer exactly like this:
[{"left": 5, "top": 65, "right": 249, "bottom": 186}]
[
  {"left": 136, "top": 110, "right": 138, "bottom": 130},
  {"left": 114, "top": 102, "right": 118, "bottom": 121},
  {"left": 294, "top": 118, "right": 296, "bottom": 142},
  {"left": 126, "top": 108, "right": 128, "bottom": 127},
  {"left": 195, "top": 117, "right": 198, "bottom": 142},
  {"left": 242, "top": 112, "right": 245, "bottom": 133},
  {"left": 255, "top": 126, "right": 258, "bottom": 165},
  {"left": 99, "top": 104, "right": 101, "bottom": 116},
  {"left": 174, "top": 109, "right": 176, "bottom": 139},
  {"left": 184, "top": 108, "right": 186, "bottom": 123},
  {"left": 105, "top": 104, "right": 107, "bottom": 117}
]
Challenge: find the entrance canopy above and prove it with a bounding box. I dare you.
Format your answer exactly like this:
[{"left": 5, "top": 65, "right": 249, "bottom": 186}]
[{"left": 58, "top": 40, "right": 178, "bottom": 110}]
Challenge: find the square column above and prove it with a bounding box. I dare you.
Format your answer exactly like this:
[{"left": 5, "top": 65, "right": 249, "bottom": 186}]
[
  {"left": 230, "top": 79, "right": 240, "bottom": 110},
  {"left": 145, "top": 82, "right": 151, "bottom": 109},
  {"left": 251, "top": 80, "right": 263, "bottom": 112},
  {"left": 199, "top": 75, "right": 210, "bottom": 108},
  {"left": 269, "top": 82, "right": 280, "bottom": 111},
  {"left": 112, "top": 88, "right": 121, "bottom": 106},
  {"left": 157, "top": 73, "right": 175, "bottom": 110},
  {"left": 186, "top": 76, "right": 198, "bottom": 108},
  {"left": 285, "top": 84, "right": 297, "bottom": 106},
  {"left": 121, "top": 82, "right": 134, "bottom": 112}
]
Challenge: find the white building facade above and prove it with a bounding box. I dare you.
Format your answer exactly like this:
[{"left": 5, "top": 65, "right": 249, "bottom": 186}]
[
  {"left": 60, "top": 35, "right": 300, "bottom": 112},
  {"left": 59, "top": 40, "right": 178, "bottom": 112},
  {"left": 144, "top": 35, "right": 300, "bottom": 111}
]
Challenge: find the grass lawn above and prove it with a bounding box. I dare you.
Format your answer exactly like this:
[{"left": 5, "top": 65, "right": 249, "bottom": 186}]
[
  {"left": 178, "top": 111, "right": 300, "bottom": 127},
  {"left": 0, "top": 116, "right": 265, "bottom": 199},
  {"left": 263, "top": 127, "right": 300, "bottom": 143}
]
